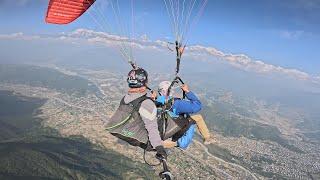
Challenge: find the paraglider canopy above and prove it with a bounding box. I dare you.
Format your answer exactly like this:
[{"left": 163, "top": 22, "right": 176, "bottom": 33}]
[{"left": 46, "top": 0, "right": 96, "bottom": 24}]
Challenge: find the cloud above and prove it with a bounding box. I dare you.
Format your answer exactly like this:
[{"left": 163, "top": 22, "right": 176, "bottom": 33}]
[
  {"left": 186, "top": 45, "right": 312, "bottom": 81},
  {"left": 0, "top": 29, "right": 319, "bottom": 83},
  {"left": 66, "top": 29, "right": 163, "bottom": 51},
  {"left": 0, "top": 32, "right": 40, "bottom": 40},
  {"left": 0, "top": 32, "right": 23, "bottom": 39},
  {"left": 279, "top": 30, "right": 305, "bottom": 40}
]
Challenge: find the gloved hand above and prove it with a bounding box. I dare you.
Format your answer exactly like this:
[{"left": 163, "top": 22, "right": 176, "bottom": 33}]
[{"left": 155, "top": 146, "right": 167, "bottom": 161}]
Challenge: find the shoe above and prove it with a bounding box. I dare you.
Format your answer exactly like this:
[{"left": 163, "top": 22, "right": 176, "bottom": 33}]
[{"left": 204, "top": 136, "right": 217, "bottom": 145}]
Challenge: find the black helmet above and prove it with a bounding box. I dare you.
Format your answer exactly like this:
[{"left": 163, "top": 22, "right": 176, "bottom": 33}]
[{"left": 127, "top": 68, "right": 148, "bottom": 88}]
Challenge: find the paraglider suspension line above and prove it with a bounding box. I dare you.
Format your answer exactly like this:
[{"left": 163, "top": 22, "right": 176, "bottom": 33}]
[
  {"left": 167, "top": 76, "right": 186, "bottom": 100},
  {"left": 175, "top": 41, "right": 181, "bottom": 75}
]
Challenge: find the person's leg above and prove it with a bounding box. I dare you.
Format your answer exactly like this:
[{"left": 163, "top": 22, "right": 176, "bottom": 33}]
[
  {"left": 190, "top": 114, "right": 217, "bottom": 145},
  {"left": 190, "top": 114, "right": 210, "bottom": 139}
]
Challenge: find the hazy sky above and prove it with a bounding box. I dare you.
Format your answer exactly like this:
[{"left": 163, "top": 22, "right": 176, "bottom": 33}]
[{"left": 0, "top": 0, "right": 319, "bottom": 75}]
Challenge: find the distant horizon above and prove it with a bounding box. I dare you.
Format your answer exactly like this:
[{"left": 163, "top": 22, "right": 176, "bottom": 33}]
[{"left": 1, "top": 28, "right": 319, "bottom": 85}]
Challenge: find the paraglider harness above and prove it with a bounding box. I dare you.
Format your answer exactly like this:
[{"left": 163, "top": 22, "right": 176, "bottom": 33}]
[
  {"left": 105, "top": 94, "right": 154, "bottom": 150},
  {"left": 157, "top": 76, "right": 195, "bottom": 141},
  {"left": 105, "top": 94, "right": 174, "bottom": 180}
]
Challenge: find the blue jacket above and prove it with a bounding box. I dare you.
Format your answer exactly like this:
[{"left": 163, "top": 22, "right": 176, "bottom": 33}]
[
  {"left": 173, "top": 92, "right": 201, "bottom": 149},
  {"left": 172, "top": 91, "right": 202, "bottom": 115}
]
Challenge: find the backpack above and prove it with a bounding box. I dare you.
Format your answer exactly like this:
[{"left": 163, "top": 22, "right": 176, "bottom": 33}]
[{"left": 105, "top": 95, "right": 152, "bottom": 150}]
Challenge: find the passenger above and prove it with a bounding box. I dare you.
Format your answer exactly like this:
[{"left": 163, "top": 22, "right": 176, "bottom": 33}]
[{"left": 155, "top": 81, "right": 215, "bottom": 149}]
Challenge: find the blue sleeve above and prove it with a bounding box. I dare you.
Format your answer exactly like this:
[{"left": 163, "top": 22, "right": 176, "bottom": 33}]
[
  {"left": 177, "top": 124, "right": 196, "bottom": 149},
  {"left": 173, "top": 91, "right": 202, "bottom": 115}
]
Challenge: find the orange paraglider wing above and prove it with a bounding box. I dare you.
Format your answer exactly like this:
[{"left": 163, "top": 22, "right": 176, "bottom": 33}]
[{"left": 45, "top": 0, "right": 96, "bottom": 24}]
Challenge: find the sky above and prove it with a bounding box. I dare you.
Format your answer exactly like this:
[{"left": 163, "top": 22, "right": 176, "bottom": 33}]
[{"left": 0, "top": 0, "right": 319, "bottom": 76}]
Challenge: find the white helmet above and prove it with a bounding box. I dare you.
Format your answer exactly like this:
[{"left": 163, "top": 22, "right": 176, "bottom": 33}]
[
  {"left": 158, "top": 81, "right": 182, "bottom": 98},
  {"left": 158, "top": 81, "right": 171, "bottom": 96}
]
